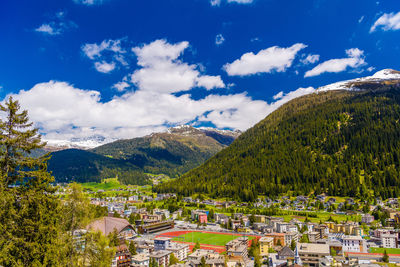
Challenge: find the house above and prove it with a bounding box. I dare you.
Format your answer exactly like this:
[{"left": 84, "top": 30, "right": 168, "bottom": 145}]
[
  {"left": 198, "top": 213, "right": 208, "bottom": 224},
  {"left": 187, "top": 253, "right": 225, "bottom": 267},
  {"left": 259, "top": 236, "right": 274, "bottom": 257},
  {"left": 361, "top": 214, "right": 375, "bottom": 224},
  {"left": 225, "top": 237, "right": 248, "bottom": 260},
  {"left": 298, "top": 243, "right": 330, "bottom": 267},
  {"left": 86, "top": 217, "right": 135, "bottom": 239},
  {"left": 188, "top": 249, "right": 218, "bottom": 261},
  {"left": 150, "top": 250, "right": 172, "bottom": 267},
  {"left": 277, "top": 246, "right": 294, "bottom": 260},
  {"left": 131, "top": 253, "right": 150, "bottom": 266},
  {"left": 276, "top": 222, "right": 290, "bottom": 233},
  {"left": 214, "top": 213, "right": 229, "bottom": 225},
  {"left": 266, "top": 233, "right": 286, "bottom": 246},
  {"left": 111, "top": 244, "right": 131, "bottom": 267}
]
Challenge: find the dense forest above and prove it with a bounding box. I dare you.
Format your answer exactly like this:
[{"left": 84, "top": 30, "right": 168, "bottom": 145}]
[
  {"left": 48, "top": 126, "right": 238, "bottom": 184},
  {"left": 156, "top": 81, "right": 400, "bottom": 201}
]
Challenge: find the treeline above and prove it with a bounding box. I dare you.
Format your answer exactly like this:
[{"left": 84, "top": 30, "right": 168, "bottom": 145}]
[
  {"left": 0, "top": 98, "right": 114, "bottom": 266},
  {"left": 156, "top": 84, "right": 400, "bottom": 201}
]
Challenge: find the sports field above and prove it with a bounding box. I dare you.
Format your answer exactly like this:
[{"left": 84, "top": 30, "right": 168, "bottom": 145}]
[
  {"left": 370, "top": 247, "right": 400, "bottom": 254},
  {"left": 171, "top": 231, "right": 255, "bottom": 246}
]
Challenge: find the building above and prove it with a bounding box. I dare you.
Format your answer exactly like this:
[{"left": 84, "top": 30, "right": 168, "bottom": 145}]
[
  {"left": 276, "top": 222, "right": 290, "bottom": 233},
  {"left": 87, "top": 217, "right": 135, "bottom": 239},
  {"left": 188, "top": 249, "right": 218, "bottom": 261},
  {"left": 187, "top": 253, "right": 225, "bottom": 267},
  {"left": 381, "top": 234, "right": 398, "bottom": 248},
  {"left": 167, "top": 242, "right": 190, "bottom": 261},
  {"left": 198, "top": 213, "right": 208, "bottom": 224},
  {"left": 361, "top": 214, "right": 375, "bottom": 224},
  {"left": 259, "top": 236, "right": 274, "bottom": 257},
  {"left": 307, "top": 232, "right": 320, "bottom": 243},
  {"left": 154, "top": 237, "right": 171, "bottom": 251},
  {"left": 131, "top": 253, "right": 150, "bottom": 266},
  {"left": 277, "top": 246, "right": 295, "bottom": 260},
  {"left": 298, "top": 243, "right": 330, "bottom": 267},
  {"left": 225, "top": 237, "right": 248, "bottom": 260},
  {"left": 284, "top": 232, "right": 298, "bottom": 246},
  {"left": 111, "top": 244, "right": 131, "bottom": 267},
  {"left": 342, "top": 236, "right": 365, "bottom": 253},
  {"left": 150, "top": 250, "right": 172, "bottom": 267},
  {"left": 266, "top": 233, "right": 286, "bottom": 246}
]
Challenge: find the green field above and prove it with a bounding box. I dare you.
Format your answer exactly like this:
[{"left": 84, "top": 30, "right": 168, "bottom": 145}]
[
  {"left": 370, "top": 247, "right": 400, "bottom": 254},
  {"left": 81, "top": 178, "right": 126, "bottom": 191},
  {"left": 172, "top": 232, "right": 255, "bottom": 246}
]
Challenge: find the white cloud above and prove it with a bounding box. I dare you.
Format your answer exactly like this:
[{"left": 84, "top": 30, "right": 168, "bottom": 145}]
[
  {"left": 370, "top": 11, "right": 400, "bottom": 32},
  {"left": 215, "top": 34, "right": 225, "bottom": 46},
  {"left": 82, "top": 39, "right": 126, "bottom": 73},
  {"left": 196, "top": 75, "right": 225, "bottom": 90},
  {"left": 35, "top": 24, "right": 60, "bottom": 35},
  {"left": 73, "top": 0, "right": 105, "bottom": 5},
  {"left": 112, "top": 81, "right": 130, "bottom": 92},
  {"left": 130, "top": 39, "right": 225, "bottom": 93},
  {"left": 224, "top": 43, "right": 307, "bottom": 76},
  {"left": 8, "top": 81, "right": 318, "bottom": 142},
  {"left": 35, "top": 13, "right": 77, "bottom": 36},
  {"left": 359, "top": 16, "right": 365, "bottom": 23},
  {"left": 273, "top": 91, "right": 283, "bottom": 100},
  {"left": 82, "top": 39, "right": 124, "bottom": 60},
  {"left": 227, "top": 0, "right": 253, "bottom": 3},
  {"left": 210, "top": 0, "right": 221, "bottom": 6},
  {"left": 94, "top": 61, "right": 116, "bottom": 73},
  {"left": 301, "top": 54, "right": 320, "bottom": 65},
  {"left": 210, "top": 0, "right": 252, "bottom": 6},
  {"left": 304, "top": 48, "right": 366, "bottom": 77}
]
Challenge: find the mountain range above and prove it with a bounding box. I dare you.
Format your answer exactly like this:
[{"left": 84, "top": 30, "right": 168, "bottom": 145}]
[
  {"left": 47, "top": 125, "right": 240, "bottom": 183},
  {"left": 155, "top": 69, "right": 400, "bottom": 201}
]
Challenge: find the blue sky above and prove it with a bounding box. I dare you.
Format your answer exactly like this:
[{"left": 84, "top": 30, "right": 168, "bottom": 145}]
[{"left": 1, "top": 0, "right": 399, "bottom": 143}]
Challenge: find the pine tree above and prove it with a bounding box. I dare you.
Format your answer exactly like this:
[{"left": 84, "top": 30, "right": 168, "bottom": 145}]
[
  {"left": 0, "top": 97, "right": 66, "bottom": 266},
  {"left": 129, "top": 241, "right": 137, "bottom": 256},
  {"left": 382, "top": 249, "right": 389, "bottom": 263}
]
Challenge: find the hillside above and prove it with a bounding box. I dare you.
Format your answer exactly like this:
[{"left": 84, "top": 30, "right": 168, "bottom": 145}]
[
  {"left": 48, "top": 126, "right": 240, "bottom": 183},
  {"left": 155, "top": 70, "right": 400, "bottom": 201}
]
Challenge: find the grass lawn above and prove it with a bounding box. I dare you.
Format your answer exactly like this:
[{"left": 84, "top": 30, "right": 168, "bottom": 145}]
[
  {"left": 172, "top": 232, "right": 255, "bottom": 247},
  {"left": 370, "top": 247, "right": 400, "bottom": 254},
  {"left": 81, "top": 178, "right": 126, "bottom": 191}
]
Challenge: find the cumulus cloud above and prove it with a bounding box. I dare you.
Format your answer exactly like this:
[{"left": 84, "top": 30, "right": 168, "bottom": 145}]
[
  {"left": 300, "top": 54, "right": 320, "bottom": 65},
  {"left": 82, "top": 39, "right": 127, "bottom": 73},
  {"left": 370, "top": 11, "right": 400, "bottom": 32},
  {"left": 210, "top": 0, "right": 221, "bottom": 6},
  {"left": 130, "top": 39, "right": 225, "bottom": 93},
  {"left": 215, "top": 34, "right": 225, "bottom": 46},
  {"left": 304, "top": 48, "right": 366, "bottom": 77},
  {"left": 35, "top": 12, "right": 77, "bottom": 36},
  {"left": 112, "top": 81, "right": 130, "bottom": 92},
  {"left": 7, "top": 39, "right": 322, "bottom": 143},
  {"left": 8, "top": 81, "right": 319, "bottom": 142},
  {"left": 94, "top": 61, "right": 115, "bottom": 73},
  {"left": 224, "top": 43, "right": 307, "bottom": 76}
]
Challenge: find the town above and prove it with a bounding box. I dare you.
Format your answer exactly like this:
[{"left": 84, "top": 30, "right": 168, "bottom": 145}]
[{"left": 61, "top": 184, "right": 400, "bottom": 267}]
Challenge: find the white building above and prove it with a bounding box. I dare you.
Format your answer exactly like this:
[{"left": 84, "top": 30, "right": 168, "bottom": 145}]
[
  {"left": 342, "top": 236, "right": 365, "bottom": 253},
  {"left": 361, "top": 214, "right": 374, "bottom": 224},
  {"left": 381, "top": 234, "right": 398, "bottom": 248},
  {"left": 166, "top": 242, "right": 190, "bottom": 261}
]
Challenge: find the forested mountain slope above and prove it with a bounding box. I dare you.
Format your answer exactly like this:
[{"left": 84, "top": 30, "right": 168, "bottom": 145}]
[
  {"left": 48, "top": 126, "right": 240, "bottom": 183},
  {"left": 155, "top": 72, "right": 400, "bottom": 201}
]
